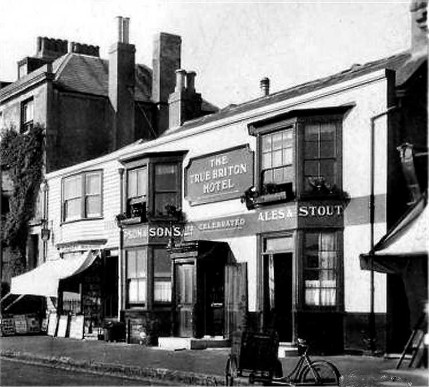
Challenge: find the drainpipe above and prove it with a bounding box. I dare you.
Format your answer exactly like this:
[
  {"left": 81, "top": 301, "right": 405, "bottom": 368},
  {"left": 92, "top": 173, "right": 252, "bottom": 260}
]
[
  {"left": 368, "top": 105, "right": 399, "bottom": 354},
  {"left": 117, "top": 168, "right": 125, "bottom": 322}
]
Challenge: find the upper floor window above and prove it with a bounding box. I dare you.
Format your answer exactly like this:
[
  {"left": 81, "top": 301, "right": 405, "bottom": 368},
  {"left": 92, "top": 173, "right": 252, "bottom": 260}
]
[
  {"left": 122, "top": 153, "right": 184, "bottom": 222},
  {"left": 303, "top": 121, "right": 339, "bottom": 193},
  {"left": 303, "top": 231, "right": 341, "bottom": 308},
  {"left": 21, "top": 98, "right": 34, "bottom": 133},
  {"left": 62, "top": 171, "right": 102, "bottom": 222},
  {"left": 260, "top": 128, "right": 293, "bottom": 193}
]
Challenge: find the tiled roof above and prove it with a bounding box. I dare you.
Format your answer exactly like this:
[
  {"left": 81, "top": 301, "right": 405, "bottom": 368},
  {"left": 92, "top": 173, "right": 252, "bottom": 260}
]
[
  {"left": 54, "top": 53, "right": 152, "bottom": 102},
  {"left": 163, "top": 51, "right": 418, "bottom": 137}
]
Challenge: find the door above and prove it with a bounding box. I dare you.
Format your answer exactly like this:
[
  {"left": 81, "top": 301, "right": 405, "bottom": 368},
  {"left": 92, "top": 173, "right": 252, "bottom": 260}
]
[
  {"left": 175, "top": 263, "right": 195, "bottom": 337},
  {"left": 273, "top": 253, "right": 293, "bottom": 342},
  {"left": 203, "top": 261, "right": 225, "bottom": 336}
]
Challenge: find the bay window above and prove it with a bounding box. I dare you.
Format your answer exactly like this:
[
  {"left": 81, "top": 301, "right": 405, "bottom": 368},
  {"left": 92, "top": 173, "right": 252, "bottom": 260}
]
[
  {"left": 154, "top": 164, "right": 180, "bottom": 216},
  {"left": 303, "top": 231, "right": 341, "bottom": 307},
  {"left": 127, "top": 166, "right": 148, "bottom": 218},
  {"left": 63, "top": 171, "right": 102, "bottom": 222},
  {"left": 126, "top": 249, "right": 147, "bottom": 304},
  {"left": 153, "top": 248, "right": 172, "bottom": 303}
]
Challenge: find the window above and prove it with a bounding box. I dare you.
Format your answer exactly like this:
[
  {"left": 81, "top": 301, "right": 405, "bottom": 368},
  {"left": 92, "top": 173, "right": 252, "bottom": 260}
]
[
  {"left": 153, "top": 163, "right": 179, "bottom": 216},
  {"left": 21, "top": 98, "right": 34, "bottom": 133},
  {"left": 153, "top": 248, "right": 171, "bottom": 303},
  {"left": 63, "top": 171, "right": 102, "bottom": 222},
  {"left": 303, "top": 121, "right": 339, "bottom": 192},
  {"left": 127, "top": 249, "right": 147, "bottom": 304},
  {"left": 303, "top": 232, "right": 340, "bottom": 307},
  {"left": 127, "top": 166, "right": 148, "bottom": 218},
  {"left": 260, "top": 128, "right": 293, "bottom": 190}
]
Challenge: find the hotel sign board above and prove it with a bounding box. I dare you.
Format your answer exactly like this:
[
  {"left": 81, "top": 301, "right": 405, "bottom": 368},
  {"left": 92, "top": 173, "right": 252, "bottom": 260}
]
[{"left": 185, "top": 146, "right": 254, "bottom": 205}]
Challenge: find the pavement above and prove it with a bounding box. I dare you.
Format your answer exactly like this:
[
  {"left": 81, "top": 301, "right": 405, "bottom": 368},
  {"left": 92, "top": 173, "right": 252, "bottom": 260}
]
[{"left": 0, "top": 336, "right": 428, "bottom": 386}]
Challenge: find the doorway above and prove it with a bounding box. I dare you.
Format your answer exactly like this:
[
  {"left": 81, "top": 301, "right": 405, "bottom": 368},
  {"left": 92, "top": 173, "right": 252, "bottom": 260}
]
[
  {"left": 175, "top": 262, "right": 195, "bottom": 337},
  {"left": 262, "top": 235, "right": 294, "bottom": 342}
]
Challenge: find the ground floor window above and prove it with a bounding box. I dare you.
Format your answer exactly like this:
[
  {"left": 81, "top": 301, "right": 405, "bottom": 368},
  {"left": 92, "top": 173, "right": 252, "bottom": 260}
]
[
  {"left": 303, "top": 231, "right": 341, "bottom": 307},
  {"left": 125, "top": 246, "right": 172, "bottom": 308}
]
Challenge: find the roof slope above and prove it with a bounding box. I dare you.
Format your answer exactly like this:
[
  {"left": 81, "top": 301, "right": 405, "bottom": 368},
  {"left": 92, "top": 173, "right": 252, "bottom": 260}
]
[{"left": 163, "top": 51, "right": 415, "bottom": 137}]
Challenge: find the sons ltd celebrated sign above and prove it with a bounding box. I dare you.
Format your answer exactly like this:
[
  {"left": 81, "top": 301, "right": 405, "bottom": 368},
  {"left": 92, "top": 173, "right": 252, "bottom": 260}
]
[{"left": 185, "top": 145, "right": 254, "bottom": 205}]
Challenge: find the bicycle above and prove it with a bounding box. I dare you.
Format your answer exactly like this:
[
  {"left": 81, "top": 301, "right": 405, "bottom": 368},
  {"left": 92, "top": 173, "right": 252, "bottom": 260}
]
[{"left": 225, "top": 335, "right": 341, "bottom": 386}]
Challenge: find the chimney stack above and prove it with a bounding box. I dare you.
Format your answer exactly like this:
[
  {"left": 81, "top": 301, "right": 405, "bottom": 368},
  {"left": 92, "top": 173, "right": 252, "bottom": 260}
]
[
  {"left": 152, "top": 33, "right": 182, "bottom": 135},
  {"left": 410, "top": 0, "right": 428, "bottom": 53},
  {"left": 168, "top": 69, "right": 202, "bottom": 129},
  {"left": 109, "top": 16, "right": 136, "bottom": 150},
  {"left": 260, "top": 77, "right": 270, "bottom": 97}
]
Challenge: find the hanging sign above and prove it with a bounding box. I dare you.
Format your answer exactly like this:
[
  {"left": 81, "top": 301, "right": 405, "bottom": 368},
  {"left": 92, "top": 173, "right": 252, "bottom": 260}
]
[{"left": 185, "top": 145, "right": 254, "bottom": 205}]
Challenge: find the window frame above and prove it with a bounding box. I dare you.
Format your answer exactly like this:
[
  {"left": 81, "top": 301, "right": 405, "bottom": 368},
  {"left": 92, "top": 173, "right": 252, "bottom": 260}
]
[
  {"left": 125, "top": 245, "right": 172, "bottom": 309},
  {"left": 126, "top": 248, "right": 148, "bottom": 306},
  {"left": 20, "top": 97, "right": 34, "bottom": 133},
  {"left": 296, "top": 115, "right": 343, "bottom": 197},
  {"left": 123, "top": 154, "right": 183, "bottom": 221},
  {"left": 299, "top": 229, "right": 343, "bottom": 312},
  {"left": 61, "top": 170, "right": 103, "bottom": 223}
]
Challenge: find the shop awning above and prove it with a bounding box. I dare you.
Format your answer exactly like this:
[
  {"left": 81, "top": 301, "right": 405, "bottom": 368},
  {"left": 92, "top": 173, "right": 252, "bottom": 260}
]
[
  {"left": 10, "top": 251, "right": 97, "bottom": 297},
  {"left": 360, "top": 196, "right": 428, "bottom": 274}
]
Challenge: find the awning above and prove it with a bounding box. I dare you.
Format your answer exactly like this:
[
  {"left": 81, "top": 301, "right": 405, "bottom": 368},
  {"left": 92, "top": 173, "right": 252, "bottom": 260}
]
[
  {"left": 10, "top": 251, "right": 97, "bottom": 297},
  {"left": 360, "top": 196, "right": 428, "bottom": 274}
]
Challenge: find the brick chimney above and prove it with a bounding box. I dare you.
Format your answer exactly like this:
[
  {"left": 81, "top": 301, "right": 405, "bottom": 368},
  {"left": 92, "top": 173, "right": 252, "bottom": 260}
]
[
  {"left": 410, "top": 0, "right": 428, "bottom": 53},
  {"left": 109, "top": 16, "right": 135, "bottom": 150},
  {"left": 36, "top": 37, "right": 68, "bottom": 60},
  {"left": 260, "top": 77, "right": 270, "bottom": 97},
  {"left": 152, "top": 33, "right": 182, "bottom": 134},
  {"left": 68, "top": 42, "right": 100, "bottom": 57},
  {"left": 168, "top": 69, "right": 202, "bottom": 128}
]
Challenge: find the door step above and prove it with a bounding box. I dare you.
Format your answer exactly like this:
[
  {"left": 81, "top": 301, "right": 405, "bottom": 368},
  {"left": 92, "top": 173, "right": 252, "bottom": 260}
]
[
  {"left": 158, "top": 336, "right": 230, "bottom": 350},
  {"left": 278, "top": 343, "right": 298, "bottom": 358}
]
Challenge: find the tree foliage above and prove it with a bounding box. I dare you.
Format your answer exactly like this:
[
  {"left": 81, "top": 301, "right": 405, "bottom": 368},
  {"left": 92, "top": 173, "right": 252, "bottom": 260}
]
[{"left": 0, "top": 124, "right": 45, "bottom": 274}]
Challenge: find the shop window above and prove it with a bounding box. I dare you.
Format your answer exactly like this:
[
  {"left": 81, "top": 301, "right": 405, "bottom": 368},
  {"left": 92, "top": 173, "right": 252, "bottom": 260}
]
[
  {"left": 62, "top": 171, "right": 102, "bottom": 222},
  {"left": 126, "top": 249, "right": 147, "bottom": 305},
  {"left": 303, "top": 232, "right": 340, "bottom": 307},
  {"left": 153, "top": 248, "right": 171, "bottom": 303},
  {"left": 21, "top": 98, "right": 34, "bottom": 133}
]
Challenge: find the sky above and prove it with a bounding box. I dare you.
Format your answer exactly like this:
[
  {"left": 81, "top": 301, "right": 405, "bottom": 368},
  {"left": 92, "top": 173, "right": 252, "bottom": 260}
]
[{"left": 0, "top": 0, "right": 411, "bottom": 108}]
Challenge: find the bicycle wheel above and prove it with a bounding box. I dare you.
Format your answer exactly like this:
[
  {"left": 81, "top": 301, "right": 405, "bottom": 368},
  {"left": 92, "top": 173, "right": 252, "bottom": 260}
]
[
  {"left": 225, "top": 355, "right": 238, "bottom": 386},
  {"left": 298, "top": 360, "right": 340, "bottom": 385}
]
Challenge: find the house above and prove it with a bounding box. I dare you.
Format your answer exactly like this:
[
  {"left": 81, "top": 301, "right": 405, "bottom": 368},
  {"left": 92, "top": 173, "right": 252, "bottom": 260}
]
[
  {"left": 0, "top": 17, "right": 216, "bottom": 284},
  {"left": 10, "top": 3, "right": 427, "bottom": 353}
]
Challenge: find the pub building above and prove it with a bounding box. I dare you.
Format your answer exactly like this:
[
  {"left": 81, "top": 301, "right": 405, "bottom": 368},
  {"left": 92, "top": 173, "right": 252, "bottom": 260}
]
[{"left": 36, "top": 4, "right": 426, "bottom": 354}]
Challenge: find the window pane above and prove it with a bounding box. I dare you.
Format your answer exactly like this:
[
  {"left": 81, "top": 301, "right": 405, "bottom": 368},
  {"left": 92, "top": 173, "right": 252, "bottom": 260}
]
[
  {"left": 136, "top": 249, "right": 147, "bottom": 278},
  {"left": 64, "top": 176, "right": 82, "bottom": 199},
  {"left": 261, "top": 135, "right": 272, "bottom": 152},
  {"left": 137, "top": 167, "right": 148, "bottom": 197},
  {"left": 128, "top": 170, "right": 137, "bottom": 198},
  {"left": 282, "top": 130, "right": 293, "bottom": 146},
  {"left": 304, "top": 141, "right": 318, "bottom": 159},
  {"left": 320, "top": 123, "right": 335, "bottom": 141},
  {"left": 273, "top": 168, "right": 283, "bottom": 184},
  {"left": 272, "top": 150, "right": 282, "bottom": 167},
  {"left": 127, "top": 251, "right": 136, "bottom": 278},
  {"left": 262, "top": 170, "right": 273, "bottom": 185},
  {"left": 265, "top": 236, "right": 293, "bottom": 252},
  {"left": 155, "top": 192, "right": 178, "bottom": 215},
  {"left": 65, "top": 198, "right": 81, "bottom": 220},
  {"left": 154, "top": 249, "right": 171, "bottom": 277},
  {"left": 137, "top": 279, "right": 147, "bottom": 302},
  {"left": 304, "top": 160, "right": 319, "bottom": 177},
  {"left": 283, "top": 148, "right": 293, "bottom": 165},
  {"left": 305, "top": 124, "right": 319, "bottom": 141},
  {"left": 154, "top": 280, "right": 171, "bottom": 302},
  {"left": 86, "top": 173, "right": 101, "bottom": 195},
  {"left": 272, "top": 132, "right": 282, "bottom": 150},
  {"left": 86, "top": 196, "right": 101, "bottom": 217},
  {"left": 128, "top": 280, "right": 138, "bottom": 302},
  {"left": 320, "top": 160, "right": 335, "bottom": 184},
  {"left": 155, "top": 164, "right": 177, "bottom": 191},
  {"left": 320, "top": 141, "right": 335, "bottom": 158},
  {"left": 262, "top": 152, "right": 272, "bottom": 169}
]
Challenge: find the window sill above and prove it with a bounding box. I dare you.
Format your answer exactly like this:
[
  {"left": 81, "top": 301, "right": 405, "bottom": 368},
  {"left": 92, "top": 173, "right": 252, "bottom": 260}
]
[
  {"left": 253, "top": 191, "right": 288, "bottom": 206},
  {"left": 120, "top": 216, "right": 145, "bottom": 226},
  {"left": 61, "top": 216, "right": 103, "bottom": 225}
]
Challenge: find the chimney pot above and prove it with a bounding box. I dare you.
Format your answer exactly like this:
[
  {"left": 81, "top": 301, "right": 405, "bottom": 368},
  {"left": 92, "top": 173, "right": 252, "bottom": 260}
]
[
  {"left": 116, "top": 16, "right": 124, "bottom": 43},
  {"left": 186, "top": 71, "right": 196, "bottom": 93},
  {"left": 260, "top": 77, "right": 270, "bottom": 96},
  {"left": 175, "top": 69, "right": 187, "bottom": 92},
  {"left": 123, "top": 18, "right": 130, "bottom": 44}
]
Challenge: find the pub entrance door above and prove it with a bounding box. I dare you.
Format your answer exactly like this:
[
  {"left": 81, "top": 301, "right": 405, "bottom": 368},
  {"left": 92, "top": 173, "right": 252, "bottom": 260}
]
[
  {"left": 175, "top": 262, "right": 195, "bottom": 337},
  {"left": 262, "top": 235, "right": 294, "bottom": 342}
]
